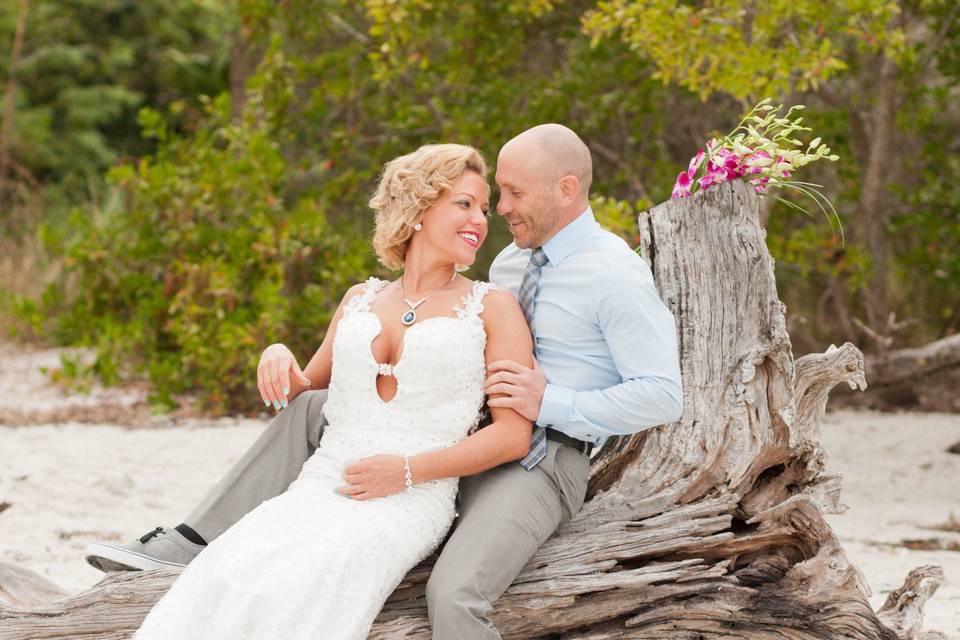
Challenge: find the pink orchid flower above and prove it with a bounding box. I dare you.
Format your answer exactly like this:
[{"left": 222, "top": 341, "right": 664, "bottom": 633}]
[
  {"left": 696, "top": 162, "right": 722, "bottom": 189},
  {"left": 673, "top": 144, "right": 796, "bottom": 198},
  {"left": 671, "top": 171, "right": 693, "bottom": 198},
  {"left": 750, "top": 175, "right": 771, "bottom": 192},
  {"left": 698, "top": 156, "right": 734, "bottom": 189},
  {"left": 712, "top": 148, "right": 745, "bottom": 179},
  {"left": 672, "top": 148, "right": 705, "bottom": 198},
  {"left": 745, "top": 149, "right": 771, "bottom": 175}
]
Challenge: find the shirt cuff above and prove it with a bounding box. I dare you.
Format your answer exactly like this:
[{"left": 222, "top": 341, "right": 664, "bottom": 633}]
[{"left": 537, "top": 384, "right": 575, "bottom": 429}]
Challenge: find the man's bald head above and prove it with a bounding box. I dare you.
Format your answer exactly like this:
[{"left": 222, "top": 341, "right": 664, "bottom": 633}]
[
  {"left": 500, "top": 123, "right": 593, "bottom": 197},
  {"left": 495, "top": 124, "right": 594, "bottom": 248}
]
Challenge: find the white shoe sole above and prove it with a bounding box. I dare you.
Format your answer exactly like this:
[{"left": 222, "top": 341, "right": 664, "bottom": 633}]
[{"left": 85, "top": 542, "right": 188, "bottom": 572}]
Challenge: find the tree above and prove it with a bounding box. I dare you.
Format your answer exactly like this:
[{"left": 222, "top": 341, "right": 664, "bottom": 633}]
[
  {"left": 0, "top": 0, "right": 28, "bottom": 204},
  {"left": 0, "top": 0, "right": 230, "bottom": 189}
]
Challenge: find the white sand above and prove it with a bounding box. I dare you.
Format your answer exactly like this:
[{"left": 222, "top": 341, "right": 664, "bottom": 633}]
[
  {"left": 0, "top": 420, "right": 260, "bottom": 592},
  {"left": 1, "top": 342, "right": 958, "bottom": 636},
  {"left": 821, "top": 409, "right": 960, "bottom": 637}
]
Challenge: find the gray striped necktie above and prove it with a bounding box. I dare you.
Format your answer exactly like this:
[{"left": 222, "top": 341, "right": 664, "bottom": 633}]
[{"left": 517, "top": 247, "right": 549, "bottom": 470}]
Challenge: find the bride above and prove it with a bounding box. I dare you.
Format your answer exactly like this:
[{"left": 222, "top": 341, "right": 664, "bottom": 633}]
[{"left": 133, "top": 144, "right": 534, "bottom": 639}]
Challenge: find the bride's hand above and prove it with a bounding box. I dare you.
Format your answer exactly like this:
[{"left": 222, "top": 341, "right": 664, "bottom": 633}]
[
  {"left": 337, "top": 455, "right": 408, "bottom": 500},
  {"left": 257, "top": 343, "right": 312, "bottom": 411}
]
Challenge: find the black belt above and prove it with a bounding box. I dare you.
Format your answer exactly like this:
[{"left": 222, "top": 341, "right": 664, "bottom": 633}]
[{"left": 545, "top": 429, "right": 593, "bottom": 456}]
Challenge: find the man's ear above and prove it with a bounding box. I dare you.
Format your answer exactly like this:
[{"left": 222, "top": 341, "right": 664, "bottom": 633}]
[{"left": 558, "top": 174, "right": 580, "bottom": 204}]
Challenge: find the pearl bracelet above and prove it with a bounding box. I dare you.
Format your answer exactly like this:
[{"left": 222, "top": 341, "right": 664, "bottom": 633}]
[{"left": 403, "top": 455, "right": 413, "bottom": 491}]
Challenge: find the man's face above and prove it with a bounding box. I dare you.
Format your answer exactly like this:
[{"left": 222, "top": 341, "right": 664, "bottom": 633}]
[{"left": 495, "top": 148, "right": 558, "bottom": 249}]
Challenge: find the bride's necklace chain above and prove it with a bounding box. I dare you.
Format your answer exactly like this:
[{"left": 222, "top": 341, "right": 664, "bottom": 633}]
[{"left": 400, "top": 271, "right": 457, "bottom": 326}]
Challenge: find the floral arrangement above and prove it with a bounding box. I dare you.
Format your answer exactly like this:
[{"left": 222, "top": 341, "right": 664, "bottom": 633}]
[{"left": 672, "top": 98, "right": 840, "bottom": 228}]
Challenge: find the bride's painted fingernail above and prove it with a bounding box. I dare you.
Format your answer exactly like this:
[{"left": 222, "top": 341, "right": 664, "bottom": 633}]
[
  {"left": 273, "top": 399, "right": 281, "bottom": 410},
  {"left": 263, "top": 399, "right": 271, "bottom": 407},
  {"left": 281, "top": 399, "right": 288, "bottom": 408},
  {"left": 282, "top": 386, "right": 289, "bottom": 394}
]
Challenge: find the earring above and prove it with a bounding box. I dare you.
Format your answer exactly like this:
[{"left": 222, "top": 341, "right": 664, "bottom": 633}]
[{"left": 414, "top": 223, "right": 422, "bottom": 231}]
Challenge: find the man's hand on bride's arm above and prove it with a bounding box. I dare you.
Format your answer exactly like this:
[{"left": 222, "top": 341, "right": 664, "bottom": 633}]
[
  {"left": 257, "top": 343, "right": 312, "bottom": 412},
  {"left": 337, "top": 455, "right": 408, "bottom": 500},
  {"left": 484, "top": 357, "right": 546, "bottom": 423}
]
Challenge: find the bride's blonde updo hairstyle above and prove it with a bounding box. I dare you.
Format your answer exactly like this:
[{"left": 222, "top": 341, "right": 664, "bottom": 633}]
[{"left": 369, "top": 143, "right": 488, "bottom": 271}]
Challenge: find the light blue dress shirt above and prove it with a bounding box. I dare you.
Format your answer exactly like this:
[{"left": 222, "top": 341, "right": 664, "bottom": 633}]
[{"left": 489, "top": 207, "right": 683, "bottom": 445}]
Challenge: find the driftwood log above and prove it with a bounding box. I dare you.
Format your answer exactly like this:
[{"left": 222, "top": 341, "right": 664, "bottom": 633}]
[
  {"left": 831, "top": 333, "right": 960, "bottom": 413},
  {"left": 0, "top": 180, "right": 945, "bottom": 639},
  {"left": 0, "top": 564, "right": 68, "bottom": 610}
]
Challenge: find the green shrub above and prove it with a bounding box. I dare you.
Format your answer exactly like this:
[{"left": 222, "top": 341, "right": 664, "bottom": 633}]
[{"left": 25, "top": 77, "right": 375, "bottom": 413}]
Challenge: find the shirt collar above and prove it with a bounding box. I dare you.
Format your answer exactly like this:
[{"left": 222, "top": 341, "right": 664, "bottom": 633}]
[{"left": 540, "top": 207, "right": 597, "bottom": 266}]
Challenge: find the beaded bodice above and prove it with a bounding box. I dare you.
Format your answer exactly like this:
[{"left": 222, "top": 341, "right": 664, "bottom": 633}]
[{"left": 308, "top": 277, "right": 492, "bottom": 470}]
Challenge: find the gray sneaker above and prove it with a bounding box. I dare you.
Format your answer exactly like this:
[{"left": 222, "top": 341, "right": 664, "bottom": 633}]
[{"left": 85, "top": 526, "right": 204, "bottom": 572}]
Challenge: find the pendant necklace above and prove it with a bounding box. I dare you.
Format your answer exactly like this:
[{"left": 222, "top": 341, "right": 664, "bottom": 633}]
[{"left": 400, "top": 271, "right": 457, "bottom": 326}]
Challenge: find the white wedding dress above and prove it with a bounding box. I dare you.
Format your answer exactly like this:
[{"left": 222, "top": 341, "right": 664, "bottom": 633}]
[{"left": 134, "top": 277, "right": 492, "bottom": 639}]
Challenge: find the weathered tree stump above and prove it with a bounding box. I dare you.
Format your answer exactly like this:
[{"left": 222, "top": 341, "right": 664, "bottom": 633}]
[{"left": 0, "top": 180, "right": 944, "bottom": 638}]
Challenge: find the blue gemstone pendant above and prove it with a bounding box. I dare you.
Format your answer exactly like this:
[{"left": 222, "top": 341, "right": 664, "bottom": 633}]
[{"left": 401, "top": 310, "right": 416, "bottom": 326}]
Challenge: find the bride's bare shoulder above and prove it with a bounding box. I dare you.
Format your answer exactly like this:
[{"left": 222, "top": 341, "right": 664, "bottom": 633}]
[
  {"left": 474, "top": 284, "right": 531, "bottom": 363},
  {"left": 476, "top": 285, "right": 523, "bottom": 324},
  {"left": 340, "top": 277, "right": 392, "bottom": 306}
]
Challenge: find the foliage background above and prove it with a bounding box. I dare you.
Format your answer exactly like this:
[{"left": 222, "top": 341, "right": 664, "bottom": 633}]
[{"left": 0, "top": 0, "right": 957, "bottom": 413}]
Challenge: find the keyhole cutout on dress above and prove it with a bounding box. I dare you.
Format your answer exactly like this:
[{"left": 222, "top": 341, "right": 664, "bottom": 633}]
[
  {"left": 365, "top": 279, "right": 479, "bottom": 406},
  {"left": 375, "top": 372, "right": 399, "bottom": 404},
  {"left": 370, "top": 325, "right": 406, "bottom": 405},
  {"left": 353, "top": 278, "right": 491, "bottom": 407}
]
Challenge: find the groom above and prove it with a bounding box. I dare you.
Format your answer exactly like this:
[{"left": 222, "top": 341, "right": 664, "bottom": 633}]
[{"left": 85, "top": 124, "right": 683, "bottom": 639}]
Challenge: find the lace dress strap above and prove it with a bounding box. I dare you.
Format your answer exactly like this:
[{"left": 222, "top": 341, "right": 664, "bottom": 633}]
[
  {"left": 343, "top": 277, "right": 389, "bottom": 316},
  {"left": 455, "top": 281, "right": 497, "bottom": 321}
]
